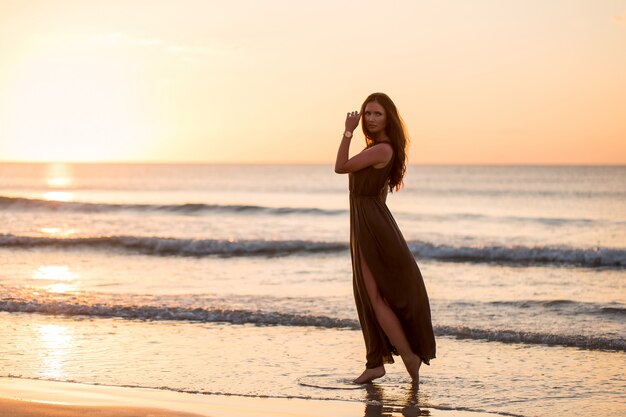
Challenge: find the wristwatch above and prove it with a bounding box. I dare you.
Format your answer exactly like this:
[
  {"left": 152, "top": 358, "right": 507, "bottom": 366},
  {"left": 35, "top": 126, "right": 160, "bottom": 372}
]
[{"left": 344, "top": 131, "right": 353, "bottom": 138}]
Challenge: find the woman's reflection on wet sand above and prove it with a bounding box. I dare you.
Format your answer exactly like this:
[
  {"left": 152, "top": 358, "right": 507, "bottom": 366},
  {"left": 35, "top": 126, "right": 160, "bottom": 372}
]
[{"left": 364, "top": 383, "right": 426, "bottom": 417}]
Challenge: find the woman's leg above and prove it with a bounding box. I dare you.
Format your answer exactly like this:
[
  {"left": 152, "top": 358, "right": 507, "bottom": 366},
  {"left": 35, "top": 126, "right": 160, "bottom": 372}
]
[{"left": 358, "top": 250, "right": 422, "bottom": 382}]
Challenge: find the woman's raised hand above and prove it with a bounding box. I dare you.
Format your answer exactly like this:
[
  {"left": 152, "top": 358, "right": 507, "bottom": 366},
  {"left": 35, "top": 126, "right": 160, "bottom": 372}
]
[{"left": 345, "top": 111, "right": 360, "bottom": 133}]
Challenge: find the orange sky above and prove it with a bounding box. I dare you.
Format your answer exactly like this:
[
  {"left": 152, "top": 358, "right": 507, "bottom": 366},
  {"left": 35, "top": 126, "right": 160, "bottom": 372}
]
[{"left": 0, "top": 0, "right": 625, "bottom": 164}]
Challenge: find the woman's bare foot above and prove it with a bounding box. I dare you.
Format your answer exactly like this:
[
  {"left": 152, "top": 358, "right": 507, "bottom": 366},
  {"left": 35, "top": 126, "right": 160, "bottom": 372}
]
[
  {"left": 402, "top": 354, "right": 422, "bottom": 383},
  {"left": 353, "top": 366, "right": 386, "bottom": 384}
]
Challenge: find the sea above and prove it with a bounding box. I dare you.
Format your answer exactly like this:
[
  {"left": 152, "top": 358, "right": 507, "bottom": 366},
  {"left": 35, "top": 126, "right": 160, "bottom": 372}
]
[{"left": 0, "top": 163, "right": 624, "bottom": 416}]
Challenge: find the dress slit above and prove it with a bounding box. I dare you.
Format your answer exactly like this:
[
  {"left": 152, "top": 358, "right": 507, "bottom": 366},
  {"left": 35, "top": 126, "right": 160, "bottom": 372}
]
[
  {"left": 353, "top": 241, "right": 396, "bottom": 368},
  {"left": 357, "top": 246, "right": 388, "bottom": 311},
  {"left": 349, "top": 164, "right": 436, "bottom": 369}
]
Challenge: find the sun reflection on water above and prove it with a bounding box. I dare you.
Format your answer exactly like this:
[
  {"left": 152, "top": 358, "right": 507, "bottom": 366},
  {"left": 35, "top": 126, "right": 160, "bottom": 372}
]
[
  {"left": 43, "top": 163, "right": 74, "bottom": 201},
  {"left": 45, "top": 283, "right": 78, "bottom": 294},
  {"left": 42, "top": 191, "right": 74, "bottom": 202},
  {"left": 32, "top": 266, "right": 80, "bottom": 293},
  {"left": 40, "top": 227, "right": 76, "bottom": 237},
  {"left": 37, "top": 324, "right": 72, "bottom": 379},
  {"left": 46, "top": 163, "right": 74, "bottom": 188},
  {"left": 33, "top": 266, "right": 78, "bottom": 281}
]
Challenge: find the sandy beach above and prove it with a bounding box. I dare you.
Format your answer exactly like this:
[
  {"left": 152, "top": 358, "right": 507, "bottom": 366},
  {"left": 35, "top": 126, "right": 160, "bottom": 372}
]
[
  {"left": 0, "top": 398, "right": 203, "bottom": 417},
  {"left": 0, "top": 377, "right": 504, "bottom": 417},
  {"left": 0, "top": 376, "right": 357, "bottom": 417}
]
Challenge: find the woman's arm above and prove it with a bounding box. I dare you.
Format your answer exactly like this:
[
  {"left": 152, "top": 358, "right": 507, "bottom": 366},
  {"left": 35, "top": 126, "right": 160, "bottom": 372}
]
[
  {"left": 334, "top": 111, "right": 393, "bottom": 174},
  {"left": 335, "top": 143, "right": 393, "bottom": 174}
]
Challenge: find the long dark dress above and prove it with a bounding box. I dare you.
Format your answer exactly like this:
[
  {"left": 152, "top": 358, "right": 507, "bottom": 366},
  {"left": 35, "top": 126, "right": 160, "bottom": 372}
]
[{"left": 349, "top": 162, "right": 436, "bottom": 369}]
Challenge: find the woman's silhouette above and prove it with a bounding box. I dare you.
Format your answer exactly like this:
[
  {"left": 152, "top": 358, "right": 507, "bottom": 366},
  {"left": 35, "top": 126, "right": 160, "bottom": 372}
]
[{"left": 335, "top": 93, "right": 436, "bottom": 384}]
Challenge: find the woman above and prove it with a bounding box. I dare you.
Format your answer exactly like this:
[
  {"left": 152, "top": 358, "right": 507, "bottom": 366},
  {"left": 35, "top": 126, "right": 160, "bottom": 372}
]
[{"left": 335, "top": 92, "right": 436, "bottom": 384}]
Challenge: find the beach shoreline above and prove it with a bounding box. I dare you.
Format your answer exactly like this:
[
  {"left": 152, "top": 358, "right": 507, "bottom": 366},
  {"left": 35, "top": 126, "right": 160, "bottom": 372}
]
[{"left": 0, "top": 376, "right": 504, "bottom": 417}]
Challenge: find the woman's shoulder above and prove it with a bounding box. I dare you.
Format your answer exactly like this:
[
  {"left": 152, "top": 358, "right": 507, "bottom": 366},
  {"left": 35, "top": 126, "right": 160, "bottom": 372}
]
[
  {"left": 368, "top": 142, "right": 394, "bottom": 170},
  {"left": 368, "top": 141, "right": 394, "bottom": 153},
  {"left": 370, "top": 142, "right": 394, "bottom": 161}
]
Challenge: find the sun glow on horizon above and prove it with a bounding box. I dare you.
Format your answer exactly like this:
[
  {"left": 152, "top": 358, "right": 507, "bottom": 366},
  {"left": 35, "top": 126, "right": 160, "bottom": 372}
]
[
  {"left": 1, "top": 45, "right": 153, "bottom": 162},
  {"left": 1, "top": 1, "right": 625, "bottom": 164}
]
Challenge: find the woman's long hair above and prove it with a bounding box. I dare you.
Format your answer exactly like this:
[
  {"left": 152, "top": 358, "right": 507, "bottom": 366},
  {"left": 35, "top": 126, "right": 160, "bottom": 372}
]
[{"left": 360, "top": 92, "right": 409, "bottom": 192}]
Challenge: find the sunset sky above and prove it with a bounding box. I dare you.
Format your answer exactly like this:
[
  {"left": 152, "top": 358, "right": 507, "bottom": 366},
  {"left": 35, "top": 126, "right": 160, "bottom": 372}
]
[{"left": 0, "top": 0, "right": 625, "bottom": 164}]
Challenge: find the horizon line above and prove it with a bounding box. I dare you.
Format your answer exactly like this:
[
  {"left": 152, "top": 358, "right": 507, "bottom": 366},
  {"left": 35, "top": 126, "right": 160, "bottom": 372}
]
[{"left": 1, "top": 160, "right": 625, "bottom": 167}]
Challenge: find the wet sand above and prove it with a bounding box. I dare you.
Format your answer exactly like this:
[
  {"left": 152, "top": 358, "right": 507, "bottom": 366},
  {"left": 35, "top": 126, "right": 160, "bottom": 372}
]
[
  {"left": 0, "top": 398, "right": 204, "bottom": 417},
  {"left": 0, "top": 377, "right": 501, "bottom": 417}
]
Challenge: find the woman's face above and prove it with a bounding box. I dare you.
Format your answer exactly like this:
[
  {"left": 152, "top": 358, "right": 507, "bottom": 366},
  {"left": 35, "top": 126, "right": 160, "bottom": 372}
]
[{"left": 363, "top": 101, "right": 387, "bottom": 137}]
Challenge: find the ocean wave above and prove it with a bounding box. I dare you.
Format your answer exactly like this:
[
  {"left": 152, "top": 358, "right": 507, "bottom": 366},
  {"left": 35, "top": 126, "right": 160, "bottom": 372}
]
[
  {"left": 2, "top": 299, "right": 623, "bottom": 351},
  {"left": 601, "top": 306, "right": 626, "bottom": 316},
  {"left": 5, "top": 196, "right": 625, "bottom": 233},
  {"left": 409, "top": 241, "right": 626, "bottom": 268},
  {"left": 0, "top": 299, "right": 358, "bottom": 329},
  {"left": 0, "top": 234, "right": 347, "bottom": 257},
  {"left": 487, "top": 299, "right": 626, "bottom": 317},
  {"left": 6, "top": 195, "right": 624, "bottom": 229},
  {"left": 439, "top": 213, "right": 625, "bottom": 228},
  {"left": 0, "top": 196, "right": 343, "bottom": 216},
  {"left": 1, "top": 233, "right": 624, "bottom": 267},
  {"left": 404, "top": 186, "right": 626, "bottom": 200},
  {"left": 434, "top": 325, "right": 625, "bottom": 351}
]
